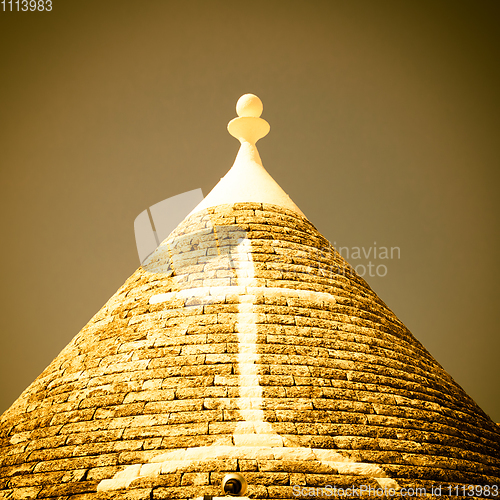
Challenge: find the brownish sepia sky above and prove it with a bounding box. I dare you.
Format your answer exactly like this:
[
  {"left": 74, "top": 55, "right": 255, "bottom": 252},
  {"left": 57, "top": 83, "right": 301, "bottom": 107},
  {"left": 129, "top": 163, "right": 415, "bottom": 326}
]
[{"left": 1, "top": 1, "right": 499, "bottom": 421}]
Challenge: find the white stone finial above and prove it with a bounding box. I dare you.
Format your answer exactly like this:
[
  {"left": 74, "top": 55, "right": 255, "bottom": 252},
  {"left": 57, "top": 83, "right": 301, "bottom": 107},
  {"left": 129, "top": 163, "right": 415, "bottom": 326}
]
[
  {"left": 228, "top": 93, "right": 270, "bottom": 144},
  {"left": 188, "top": 93, "right": 304, "bottom": 217},
  {"left": 236, "top": 94, "right": 263, "bottom": 117}
]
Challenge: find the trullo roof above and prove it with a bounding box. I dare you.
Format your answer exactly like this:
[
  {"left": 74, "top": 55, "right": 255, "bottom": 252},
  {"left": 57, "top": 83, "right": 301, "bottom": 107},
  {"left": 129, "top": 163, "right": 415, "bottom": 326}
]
[{"left": 1, "top": 94, "right": 499, "bottom": 500}]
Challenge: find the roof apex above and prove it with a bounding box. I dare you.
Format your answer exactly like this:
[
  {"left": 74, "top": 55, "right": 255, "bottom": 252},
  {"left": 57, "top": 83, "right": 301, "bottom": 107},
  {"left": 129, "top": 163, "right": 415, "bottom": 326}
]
[{"left": 189, "top": 94, "right": 305, "bottom": 217}]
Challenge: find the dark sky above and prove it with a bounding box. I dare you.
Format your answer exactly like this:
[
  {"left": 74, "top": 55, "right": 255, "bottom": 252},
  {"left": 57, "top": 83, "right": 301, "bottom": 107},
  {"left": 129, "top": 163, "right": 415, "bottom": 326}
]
[{"left": 1, "top": 1, "right": 499, "bottom": 421}]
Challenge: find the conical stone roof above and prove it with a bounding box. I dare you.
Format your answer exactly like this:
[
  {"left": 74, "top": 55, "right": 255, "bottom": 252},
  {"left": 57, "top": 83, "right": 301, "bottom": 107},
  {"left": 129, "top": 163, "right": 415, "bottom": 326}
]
[{"left": 1, "top": 95, "right": 499, "bottom": 500}]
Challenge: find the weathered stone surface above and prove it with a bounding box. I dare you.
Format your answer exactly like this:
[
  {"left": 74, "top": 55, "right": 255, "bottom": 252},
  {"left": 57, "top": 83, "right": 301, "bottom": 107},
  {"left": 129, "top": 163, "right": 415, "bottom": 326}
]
[{"left": 1, "top": 203, "right": 499, "bottom": 499}]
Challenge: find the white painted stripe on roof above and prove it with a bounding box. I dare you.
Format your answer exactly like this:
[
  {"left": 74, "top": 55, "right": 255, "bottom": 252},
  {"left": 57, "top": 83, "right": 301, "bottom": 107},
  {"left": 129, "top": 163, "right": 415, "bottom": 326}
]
[{"left": 149, "top": 286, "right": 336, "bottom": 305}]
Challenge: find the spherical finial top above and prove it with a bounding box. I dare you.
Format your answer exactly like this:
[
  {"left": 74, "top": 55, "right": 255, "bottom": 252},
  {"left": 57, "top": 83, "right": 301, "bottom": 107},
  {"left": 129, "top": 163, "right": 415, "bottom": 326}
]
[
  {"left": 228, "top": 93, "right": 269, "bottom": 144},
  {"left": 236, "top": 94, "right": 263, "bottom": 118}
]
